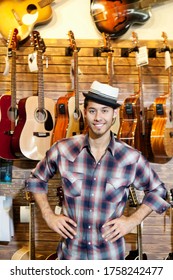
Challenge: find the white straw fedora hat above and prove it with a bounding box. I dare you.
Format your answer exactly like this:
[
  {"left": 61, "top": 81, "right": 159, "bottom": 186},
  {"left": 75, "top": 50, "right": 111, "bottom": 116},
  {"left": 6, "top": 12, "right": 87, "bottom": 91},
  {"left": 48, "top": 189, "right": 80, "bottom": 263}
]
[{"left": 83, "top": 81, "right": 121, "bottom": 109}]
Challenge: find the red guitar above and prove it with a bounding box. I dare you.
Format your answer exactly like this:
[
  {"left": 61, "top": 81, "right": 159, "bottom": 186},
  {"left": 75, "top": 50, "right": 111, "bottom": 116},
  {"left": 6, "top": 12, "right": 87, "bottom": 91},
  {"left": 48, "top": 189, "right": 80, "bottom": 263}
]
[
  {"left": 0, "top": 0, "right": 54, "bottom": 41},
  {"left": 0, "top": 29, "right": 19, "bottom": 160},
  {"left": 11, "top": 31, "right": 55, "bottom": 160}
]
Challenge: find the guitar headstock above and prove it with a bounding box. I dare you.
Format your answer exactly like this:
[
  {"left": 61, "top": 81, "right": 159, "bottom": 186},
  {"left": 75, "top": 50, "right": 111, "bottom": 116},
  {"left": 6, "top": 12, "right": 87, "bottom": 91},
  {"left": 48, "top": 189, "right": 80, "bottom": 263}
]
[
  {"left": 68, "top": 30, "right": 78, "bottom": 52},
  {"left": 7, "top": 28, "right": 19, "bottom": 56},
  {"left": 32, "top": 30, "right": 46, "bottom": 53},
  {"left": 57, "top": 186, "right": 64, "bottom": 207},
  {"left": 161, "top": 31, "right": 170, "bottom": 52},
  {"left": 101, "top": 32, "right": 113, "bottom": 53},
  {"left": 131, "top": 31, "right": 140, "bottom": 52},
  {"left": 128, "top": 185, "right": 139, "bottom": 208}
]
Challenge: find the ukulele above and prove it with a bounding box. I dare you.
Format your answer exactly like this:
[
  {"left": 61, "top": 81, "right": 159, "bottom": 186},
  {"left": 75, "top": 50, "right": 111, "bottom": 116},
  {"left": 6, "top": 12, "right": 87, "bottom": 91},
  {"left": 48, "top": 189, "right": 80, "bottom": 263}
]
[
  {"left": 90, "top": 0, "right": 171, "bottom": 39},
  {"left": 65, "top": 30, "right": 85, "bottom": 138},
  {"left": 118, "top": 32, "right": 141, "bottom": 150},
  {"left": 11, "top": 31, "right": 55, "bottom": 160},
  {"left": 0, "top": 0, "right": 54, "bottom": 41},
  {"left": 125, "top": 185, "right": 147, "bottom": 260},
  {"left": 0, "top": 29, "right": 19, "bottom": 160},
  {"left": 150, "top": 32, "right": 173, "bottom": 161},
  {"left": 100, "top": 33, "right": 120, "bottom": 136},
  {"left": 11, "top": 192, "right": 44, "bottom": 260}
]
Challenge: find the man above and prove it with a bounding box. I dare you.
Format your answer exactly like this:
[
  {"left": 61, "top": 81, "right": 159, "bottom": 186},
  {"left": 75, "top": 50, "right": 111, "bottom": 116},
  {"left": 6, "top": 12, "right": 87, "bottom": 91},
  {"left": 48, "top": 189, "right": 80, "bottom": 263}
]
[{"left": 26, "top": 81, "right": 170, "bottom": 260}]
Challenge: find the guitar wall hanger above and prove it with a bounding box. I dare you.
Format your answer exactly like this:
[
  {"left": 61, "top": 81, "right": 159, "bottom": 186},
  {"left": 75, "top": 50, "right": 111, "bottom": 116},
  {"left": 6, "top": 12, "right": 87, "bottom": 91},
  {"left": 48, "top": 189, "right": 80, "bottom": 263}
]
[
  {"left": 65, "top": 46, "right": 80, "bottom": 57},
  {"left": 121, "top": 47, "right": 157, "bottom": 58},
  {"left": 93, "top": 46, "right": 114, "bottom": 57}
]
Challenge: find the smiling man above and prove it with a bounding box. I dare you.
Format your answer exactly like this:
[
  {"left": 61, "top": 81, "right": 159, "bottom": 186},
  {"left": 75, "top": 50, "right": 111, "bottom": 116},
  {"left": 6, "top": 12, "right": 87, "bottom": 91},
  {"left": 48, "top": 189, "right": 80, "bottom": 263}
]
[{"left": 26, "top": 81, "right": 170, "bottom": 260}]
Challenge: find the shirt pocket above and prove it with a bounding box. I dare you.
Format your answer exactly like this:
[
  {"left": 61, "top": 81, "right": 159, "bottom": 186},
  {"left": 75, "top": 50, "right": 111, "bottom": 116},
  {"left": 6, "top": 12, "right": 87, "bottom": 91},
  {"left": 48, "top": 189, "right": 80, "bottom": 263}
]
[
  {"left": 61, "top": 171, "right": 84, "bottom": 197},
  {"left": 105, "top": 177, "right": 130, "bottom": 204}
]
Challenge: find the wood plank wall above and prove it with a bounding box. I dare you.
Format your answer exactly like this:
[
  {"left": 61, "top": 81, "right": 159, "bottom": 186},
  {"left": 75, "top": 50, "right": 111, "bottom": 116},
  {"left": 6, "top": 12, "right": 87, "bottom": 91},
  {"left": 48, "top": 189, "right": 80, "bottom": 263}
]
[{"left": 0, "top": 36, "right": 173, "bottom": 260}]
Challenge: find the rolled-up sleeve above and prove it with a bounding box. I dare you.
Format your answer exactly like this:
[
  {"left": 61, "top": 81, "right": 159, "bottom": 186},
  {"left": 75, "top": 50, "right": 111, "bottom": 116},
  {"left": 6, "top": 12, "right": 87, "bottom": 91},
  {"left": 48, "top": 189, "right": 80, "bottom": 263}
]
[
  {"left": 133, "top": 154, "right": 170, "bottom": 214},
  {"left": 25, "top": 143, "right": 59, "bottom": 194}
]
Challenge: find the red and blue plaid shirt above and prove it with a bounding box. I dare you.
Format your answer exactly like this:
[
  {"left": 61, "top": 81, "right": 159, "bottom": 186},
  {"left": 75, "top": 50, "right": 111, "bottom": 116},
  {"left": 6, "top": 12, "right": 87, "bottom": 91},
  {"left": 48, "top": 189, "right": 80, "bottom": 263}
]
[{"left": 26, "top": 133, "right": 170, "bottom": 260}]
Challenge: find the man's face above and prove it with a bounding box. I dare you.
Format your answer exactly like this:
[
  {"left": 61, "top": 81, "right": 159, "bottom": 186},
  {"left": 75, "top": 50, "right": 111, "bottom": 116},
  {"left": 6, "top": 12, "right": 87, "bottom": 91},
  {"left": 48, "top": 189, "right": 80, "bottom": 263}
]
[{"left": 84, "top": 101, "right": 117, "bottom": 137}]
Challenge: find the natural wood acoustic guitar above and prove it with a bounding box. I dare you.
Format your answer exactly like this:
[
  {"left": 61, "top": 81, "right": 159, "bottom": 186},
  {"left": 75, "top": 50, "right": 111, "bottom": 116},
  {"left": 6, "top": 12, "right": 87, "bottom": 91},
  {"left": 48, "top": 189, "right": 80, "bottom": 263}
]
[
  {"left": 11, "top": 31, "right": 55, "bottom": 160},
  {"left": 0, "top": 0, "right": 54, "bottom": 41},
  {"left": 118, "top": 32, "right": 141, "bottom": 150},
  {"left": 11, "top": 192, "right": 44, "bottom": 260},
  {"left": 100, "top": 33, "right": 120, "bottom": 136},
  {"left": 150, "top": 32, "right": 173, "bottom": 162}
]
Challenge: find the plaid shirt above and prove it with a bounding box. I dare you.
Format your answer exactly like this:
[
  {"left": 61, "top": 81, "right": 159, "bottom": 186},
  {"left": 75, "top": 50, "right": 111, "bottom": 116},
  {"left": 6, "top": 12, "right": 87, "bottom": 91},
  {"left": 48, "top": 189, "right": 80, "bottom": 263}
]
[{"left": 26, "top": 133, "right": 170, "bottom": 260}]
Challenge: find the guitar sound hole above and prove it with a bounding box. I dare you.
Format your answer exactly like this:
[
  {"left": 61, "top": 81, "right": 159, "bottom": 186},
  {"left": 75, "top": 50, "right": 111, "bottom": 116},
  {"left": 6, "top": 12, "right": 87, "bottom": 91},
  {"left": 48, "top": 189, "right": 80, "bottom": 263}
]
[
  {"left": 35, "top": 108, "right": 47, "bottom": 123},
  {"left": 27, "top": 4, "right": 37, "bottom": 14}
]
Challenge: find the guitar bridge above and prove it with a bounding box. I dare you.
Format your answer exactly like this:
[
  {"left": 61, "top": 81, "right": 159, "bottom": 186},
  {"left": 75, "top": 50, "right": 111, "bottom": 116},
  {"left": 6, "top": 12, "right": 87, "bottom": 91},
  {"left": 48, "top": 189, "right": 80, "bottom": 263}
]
[{"left": 33, "top": 132, "right": 50, "bottom": 137}]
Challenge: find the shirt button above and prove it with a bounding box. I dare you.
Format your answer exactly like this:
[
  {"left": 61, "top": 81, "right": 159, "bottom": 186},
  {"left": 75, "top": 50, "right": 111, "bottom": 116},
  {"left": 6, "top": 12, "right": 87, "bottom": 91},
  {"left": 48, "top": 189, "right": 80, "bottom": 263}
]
[
  {"left": 93, "top": 178, "right": 96, "bottom": 181},
  {"left": 91, "top": 193, "right": 94, "bottom": 197},
  {"left": 88, "top": 225, "right": 91, "bottom": 229},
  {"left": 88, "top": 242, "right": 91, "bottom": 245}
]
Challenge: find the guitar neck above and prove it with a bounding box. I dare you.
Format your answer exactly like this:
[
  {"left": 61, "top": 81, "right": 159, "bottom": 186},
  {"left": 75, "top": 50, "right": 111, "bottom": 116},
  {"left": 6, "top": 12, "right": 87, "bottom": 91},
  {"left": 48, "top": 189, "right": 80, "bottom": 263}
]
[
  {"left": 73, "top": 50, "right": 79, "bottom": 113},
  {"left": 168, "top": 66, "right": 173, "bottom": 122},
  {"left": 38, "top": 0, "right": 54, "bottom": 8},
  {"left": 29, "top": 201, "right": 35, "bottom": 260},
  {"left": 37, "top": 50, "right": 44, "bottom": 110},
  {"left": 140, "top": 0, "right": 171, "bottom": 9},
  {"left": 107, "top": 52, "right": 114, "bottom": 86},
  {"left": 138, "top": 65, "right": 146, "bottom": 136}
]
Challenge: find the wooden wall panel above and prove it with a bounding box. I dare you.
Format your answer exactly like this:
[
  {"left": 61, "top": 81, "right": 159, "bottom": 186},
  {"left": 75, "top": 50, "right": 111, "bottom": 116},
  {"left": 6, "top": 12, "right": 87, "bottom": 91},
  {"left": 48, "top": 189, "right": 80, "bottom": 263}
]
[{"left": 0, "top": 37, "right": 173, "bottom": 260}]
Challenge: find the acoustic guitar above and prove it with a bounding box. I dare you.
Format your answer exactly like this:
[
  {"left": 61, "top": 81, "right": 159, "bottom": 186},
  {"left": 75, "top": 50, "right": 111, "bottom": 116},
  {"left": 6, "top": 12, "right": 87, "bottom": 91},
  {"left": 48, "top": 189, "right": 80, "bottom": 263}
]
[
  {"left": 150, "top": 32, "right": 173, "bottom": 161},
  {"left": 65, "top": 30, "right": 85, "bottom": 138},
  {"left": 11, "top": 31, "right": 55, "bottom": 160},
  {"left": 100, "top": 33, "right": 120, "bottom": 136},
  {"left": 0, "top": 0, "right": 54, "bottom": 41},
  {"left": 90, "top": 0, "right": 171, "bottom": 39},
  {"left": 0, "top": 29, "right": 19, "bottom": 160},
  {"left": 51, "top": 31, "right": 83, "bottom": 143},
  {"left": 118, "top": 32, "right": 141, "bottom": 150},
  {"left": 11, "top": 192, "right": 44, "bottom": 260},
  {"left": 125, "top": 185, "right": 147, "bottom": 260},
  {"left": 46, "top": 186, "right": 64, "bottom": 260}
]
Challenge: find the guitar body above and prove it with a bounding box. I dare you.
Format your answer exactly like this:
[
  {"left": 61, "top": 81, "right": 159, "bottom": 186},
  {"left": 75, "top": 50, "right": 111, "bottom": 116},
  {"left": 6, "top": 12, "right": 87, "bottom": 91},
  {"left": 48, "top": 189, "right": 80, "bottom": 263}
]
[
  {"left": 151, "top": 95, "right": 173, "bottom": 160},
  {"left": 11, "top": 246, "right": 44, "bottom": 260},
  {"left": 90, "top": 0, "right": 150, "bottom": 38},
  {"left": 0, "top": 94, "right": 17, "bottom": 160},
  {"left": 118, "top": 95, "right": 140, "bottom": 149},
  {"left": 12, "top": 96, "right": 55, "bottom": 160},
  {"left": 66, "top": 95, "right": 85, "bottom": 138},
  {"left": 0, "top": 0, "right": 53, "bottom": 41},
  {"left": 52, "top": 94, "right": 71, "bottom": 143}
]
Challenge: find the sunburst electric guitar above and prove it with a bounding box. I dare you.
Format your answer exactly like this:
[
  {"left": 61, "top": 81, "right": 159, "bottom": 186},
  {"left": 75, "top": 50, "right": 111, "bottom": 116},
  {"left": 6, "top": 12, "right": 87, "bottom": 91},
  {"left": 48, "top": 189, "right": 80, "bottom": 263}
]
[
  {"left": 0, "top": 28, "right": 19, "bottom": 160},
  {"left": 90, "top": 0, "right": 171, "bottom": 39},
  {"left": 0, "top": 0, "right": 54, "bottom": 41},
  {"left": 12, "top": 31, "right": 55, "bottom": 160},
  {"left": 150, "top": 32, "right": 173, "bottom": 161}
]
